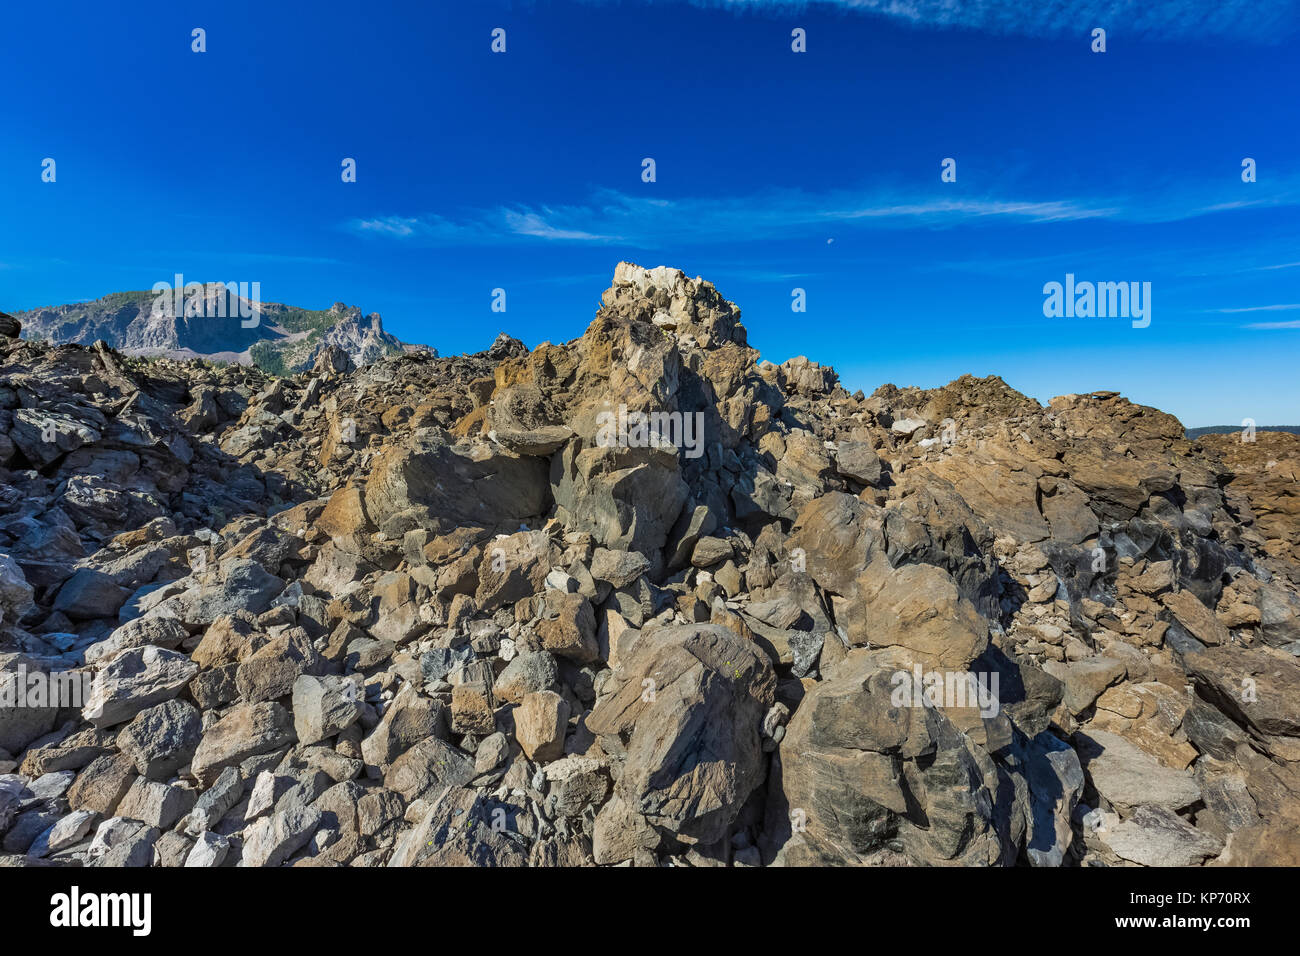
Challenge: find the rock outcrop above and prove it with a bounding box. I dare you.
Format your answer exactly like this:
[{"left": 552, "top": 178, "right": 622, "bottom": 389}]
[{"left": 2, "top": 262, "right": 1297, "bottom": 868}]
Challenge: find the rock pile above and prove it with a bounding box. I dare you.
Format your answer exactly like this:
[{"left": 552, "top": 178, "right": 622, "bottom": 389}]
[{"left": 2, "top": 264, "right": 1298, "bottom": 867}]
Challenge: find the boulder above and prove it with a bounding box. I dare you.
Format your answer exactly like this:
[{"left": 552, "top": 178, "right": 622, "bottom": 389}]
[
  {"left": 83, "top": 647, "right": 198, "bottom": 730},
  {"left": 588, "top": 623, "right": 775, "bottom": 845},
  {"left": 116, "top": 700, "right": 202, "bottom": 780},
  {"left": 766, "top": 648, "right": 1017, "bottom": 866},
  {"left": 190, "top": 702, "right": 296, "bottom": 785}
]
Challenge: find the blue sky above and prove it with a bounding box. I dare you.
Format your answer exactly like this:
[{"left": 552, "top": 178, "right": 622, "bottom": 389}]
[{"left": 1, "top": 0, "right": 1298, "bottom": 427}]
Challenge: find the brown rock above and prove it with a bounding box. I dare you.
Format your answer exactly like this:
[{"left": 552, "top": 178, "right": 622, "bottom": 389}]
[{"left": 515, "top": 690, "right": 569, "bottom": 762}]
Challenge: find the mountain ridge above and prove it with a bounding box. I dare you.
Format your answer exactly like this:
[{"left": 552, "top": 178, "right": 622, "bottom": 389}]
[{"left": 12, "top": 286, "right": 430, "bottom": 374}]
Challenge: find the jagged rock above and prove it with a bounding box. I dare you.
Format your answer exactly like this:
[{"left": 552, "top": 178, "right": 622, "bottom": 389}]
[
  {"left": 1020, "top": 732, "right": 1084, "bottom": 867},
  {"left": 1185, "top": 644, "right": 1300, "bottom": 739},
  {"left": 241, "top": 802, "right": 322, "bottom": 867},
  {"left": 534, "top": 591, "right": 599, "bottom": 663},
  {"left": 364, "top": 434, "right": 550, "bottom": 534},
  {"left": 388, "top": 787, "right": 527, "bottom": 866},
  {"left": 1041, "top": 657, "right": 1127, "bottom": 716},
  {"left": 67, "top": 753, "right": 137, "bottom": 816},
  {"left": 234, "top": 630, "right": 326, "bottom": 704},
  {"left": 591, "top": 792, "right": 660, "bottom": 864},
  {"left": 5, "top": 262, "right": 1300, "bottom": 869},
  {"left": 1162, "top": 589, "right": 1230, "bottom": 646},
  {"left": 190, "top": 701, "right": 296, "bottom": 785},
  {"left": 115, "top": 777, "right": 196, "bottom": 830},
  {"left": 385, "top": 737, "right": 476, "bottom": 801},
  {"left": 766, "top": 648, "right": 1018, "bottom": 866},
  {"left": 83, "top": 647, "right": 199, "bottom": 729},
  {"left": 361, "top": 684, "right": 449, "bottom": 769},
  {"left": 1098, "top": 804, "right": 1223, "bottom": 866},
  {"left": 0, "top": 657, "right": 61, "bottom": 753},
  {"left": 492, "top": 651, "right": 559, "bottom": 703},
  {"left": 551, "top": 437, "right": 688, "bottom": 567},
  {"left": 486, "top": 384, "right": 574, "bottom": 455},
  {"left": 116, "top": 699, "right": 202, "bottom": 780},
  {"left": 183, "top": 560, "right": 284, "bottom": 625},
  {"left": 588, "top": 623, "right": 775, "bottom": 845},
  {"left": 32, "top": 808, "right": 97, "bottom": 857},
  {"left": 834, "top": 440, "right": 882, "bottom": 486},
  {"left": 0, "top": 554, "right": 34, "bottom": 627},
  {"left": 292, "top": 674, "right": 364, "bottom": 746},
  {"left": 313, "top": 346, "right": 356, "bottom": 376},
  {"left": 85, "top": 616, "right": 189, "bottom": 665},
  {"left": 450, "top": 682, "right": 496, "bottom": 735},
  {"left": 837, "top": 558, "right": 989, "bottom": 669},
  {"left": 589, "top": 548, "right": 651, "bottom": 589},
  {"left": 184, "top": 767, "right": 243, "bottom": 835},
  {"left": 53, "top": 569, "right": 129, "bottom": 620},
  {"left": 185, "top": 830, "right": 230, "bottom": 867},
  {"left": 515, "top": 691, "right": 569, "bottom": 762},
  {"left": 1075, "top": 729, "right": 1201, "bottom": 813},
  {"left": 87, "top": 817, "right": 159, "bottom": 867}
]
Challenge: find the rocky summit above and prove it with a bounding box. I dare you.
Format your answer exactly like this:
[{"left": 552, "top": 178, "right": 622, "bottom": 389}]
[{"left": 1, "top": 263, "right": 1298, "bottom": 869}]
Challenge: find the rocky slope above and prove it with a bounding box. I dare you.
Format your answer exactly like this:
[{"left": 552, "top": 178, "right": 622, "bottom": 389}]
[
  {"left": 1, "top": 263, "right": 1298, "bottom": 868},
  {"left": 14, "top": 289, "right": 423, "bottom": 375}
]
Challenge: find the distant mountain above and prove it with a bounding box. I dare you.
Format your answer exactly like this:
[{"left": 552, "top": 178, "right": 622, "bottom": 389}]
[
  {"left": 1187, "top": 424, "right": 1300, "bottom": 439},
  {"left": 13, "top": 284, "right": 431, "bottom": 374}
]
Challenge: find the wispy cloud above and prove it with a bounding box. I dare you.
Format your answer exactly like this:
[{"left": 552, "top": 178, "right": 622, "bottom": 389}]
[
  {"left": 1214, "top": 303, "right": 1300, "bottom": 313},
  {"left": 619, "top": 0, "right": 1300, "bottom": 42},
  {"left": 348, "top": 173, "right": 1300, "bottom": 248},
  {"left": 355, "top": 216, "right": 434, "bottom": 239},
  {"left": 1216, "top": 303, "right": 1300, "bottom": 329},
  {"left": 1181, "top": 256, "right": 1300, "bottom": 278},
  {"left": 347, "top": 188, "right": 1111, "bottom": 247},
  {"left": 501, "top": 210, "right": 616, "bottom": 241},
  {"left": 830, "top": 198, "right": 1117, "bottom": 222},
  {"left": 1245, "top": 319, "right": 1300, "bottom": 329}
]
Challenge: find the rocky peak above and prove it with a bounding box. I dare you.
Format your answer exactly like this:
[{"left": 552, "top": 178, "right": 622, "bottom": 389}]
[
  {"left": 484, "top": 333, "right": 528, "bottom": 362},
  {"left": 1, "top": 263, "right": 1298, "bottom": 870},
  {"left": 601, "top": 261, "right": 748, "bottom": 350}
]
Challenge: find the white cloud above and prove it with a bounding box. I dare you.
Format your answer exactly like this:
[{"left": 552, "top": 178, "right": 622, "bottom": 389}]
[
  {"left": 1216, "top": 303, "right": 1300, "bottom": 313},
  {"left": 831, "top": 198, "right": 1117, "bottom": 223},
  {"left": 501, "top": 210, "right": 616, "bottom": 241},
  {"left": 1221, "top": 304, "right": 1300, "bottom": 328},
  {"left": 347, "top": 171, "right": 1300, "bottom": 248},
  {"left": 633, "top": 0, "right": 1299, "bottom": 41},
  {"left": 354, "top": 217, "right": 423, "bottom": 238}
]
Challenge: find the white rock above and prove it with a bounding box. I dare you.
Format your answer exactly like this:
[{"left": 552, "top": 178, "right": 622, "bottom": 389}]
[
  {"left": 184, "top": 831, "right": 230, "bottom": 867},
  {"left": 33, "top": 808, "right": 98, "bottom": 856},
  {"left": 891, "top": 416, "right": 928, "bottom": 437}
]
